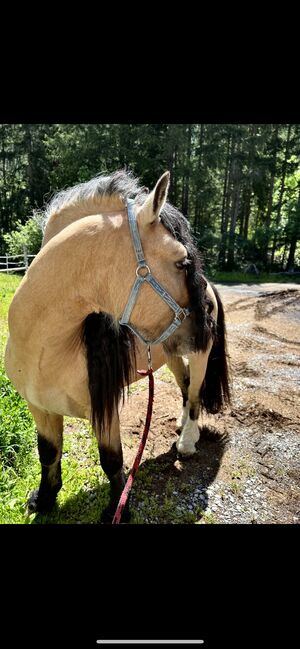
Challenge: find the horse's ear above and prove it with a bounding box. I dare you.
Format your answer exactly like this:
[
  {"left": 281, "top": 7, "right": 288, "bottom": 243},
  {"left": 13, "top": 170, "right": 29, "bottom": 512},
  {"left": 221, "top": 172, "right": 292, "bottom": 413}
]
[{"left": 137, "top": 171, "right": 170, "bottom": 226}]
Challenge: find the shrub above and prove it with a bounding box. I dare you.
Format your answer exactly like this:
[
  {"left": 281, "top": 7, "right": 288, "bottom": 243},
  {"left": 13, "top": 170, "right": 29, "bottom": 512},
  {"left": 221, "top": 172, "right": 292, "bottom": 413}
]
[{"left": 3, "top": 218, "right": 42, "bottom": 256}]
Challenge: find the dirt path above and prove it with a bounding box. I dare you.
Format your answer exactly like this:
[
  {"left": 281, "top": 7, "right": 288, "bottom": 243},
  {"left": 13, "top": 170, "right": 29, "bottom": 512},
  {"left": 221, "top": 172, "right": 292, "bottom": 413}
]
[{"left": 119, "top": 283, "right": 300, "bottom": 524}]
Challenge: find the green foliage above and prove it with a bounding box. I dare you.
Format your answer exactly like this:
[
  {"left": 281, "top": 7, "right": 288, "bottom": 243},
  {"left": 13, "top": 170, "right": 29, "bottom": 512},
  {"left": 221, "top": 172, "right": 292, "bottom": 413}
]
[
  {"left": 0, "top": 366, "right": 36, "bottom": 488},
  {"left": 0, "top": 274, "right": 37, "bottom": 508},
  {"left": 209, "top": 271, "right": 300, "bottom": 284},
  {"left": 0, "top": 123, "right": 299, "bottom": 268},
  {"left": 3, "top": 217, "right": 42, "bottom": 255},
  {"left": 0, "top": 274, "right": 22, "bottom": 364}
]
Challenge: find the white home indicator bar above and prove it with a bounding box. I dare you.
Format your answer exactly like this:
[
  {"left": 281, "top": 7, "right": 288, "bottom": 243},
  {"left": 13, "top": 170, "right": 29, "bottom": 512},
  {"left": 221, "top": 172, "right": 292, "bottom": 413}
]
[{"left": 96, "top": 642, "right": 204, "bottom": 645}]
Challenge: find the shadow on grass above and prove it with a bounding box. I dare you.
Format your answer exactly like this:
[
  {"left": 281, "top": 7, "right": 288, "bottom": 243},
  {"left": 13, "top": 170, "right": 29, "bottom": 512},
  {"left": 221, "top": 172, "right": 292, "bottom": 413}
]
[
  {"left": 30, "top": 425, "right": 229, "bottom": 525},
  {"left": 30, "top": 481, "right": 110, "bottom": 525}
]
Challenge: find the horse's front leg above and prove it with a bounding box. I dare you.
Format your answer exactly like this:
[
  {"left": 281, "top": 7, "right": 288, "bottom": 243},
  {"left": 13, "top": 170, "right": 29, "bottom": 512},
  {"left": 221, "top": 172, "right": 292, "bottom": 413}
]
[
  {"left": 96, "top": 408, "right": 129, "bottom": 524},
  {"left": 177, "top": 344, "right": 213, "bottom": 457},
  {"left": 165, "top": 354, "right": 190, "bottom": 430}
]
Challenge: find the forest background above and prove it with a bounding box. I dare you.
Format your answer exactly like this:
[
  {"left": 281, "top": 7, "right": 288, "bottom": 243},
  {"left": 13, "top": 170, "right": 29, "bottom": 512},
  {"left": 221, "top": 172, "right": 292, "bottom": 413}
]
[{"left": 1, "top": 124, "right": 299, "bottom": 274}]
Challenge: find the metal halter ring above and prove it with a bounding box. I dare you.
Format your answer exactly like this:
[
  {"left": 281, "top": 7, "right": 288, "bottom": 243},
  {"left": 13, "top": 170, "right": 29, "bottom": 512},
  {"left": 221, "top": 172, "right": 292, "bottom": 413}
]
[{"left": 136, "top": 264, "right": 151, "bottom": 278}]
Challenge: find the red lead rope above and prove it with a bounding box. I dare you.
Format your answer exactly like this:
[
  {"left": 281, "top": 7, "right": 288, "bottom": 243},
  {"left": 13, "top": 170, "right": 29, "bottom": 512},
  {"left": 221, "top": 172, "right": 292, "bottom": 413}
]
[{"left": 112, "top": 366, "right": 154, "bottom": 524}]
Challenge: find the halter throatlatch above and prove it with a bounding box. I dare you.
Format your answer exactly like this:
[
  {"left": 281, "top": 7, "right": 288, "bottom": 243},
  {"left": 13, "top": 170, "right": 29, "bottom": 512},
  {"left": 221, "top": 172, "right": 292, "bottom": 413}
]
[{"left": 119, "top": 198, "right": 191, "bottom": 345}]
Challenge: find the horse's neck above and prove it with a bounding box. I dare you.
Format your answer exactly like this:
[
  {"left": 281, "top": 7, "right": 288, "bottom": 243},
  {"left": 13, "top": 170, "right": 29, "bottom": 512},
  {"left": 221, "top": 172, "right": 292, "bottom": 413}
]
[
  {"left": 42, "top": 195, "right": 126, "bottom": 246},
  {"left": 10, "top": 215, "right": 130, "bottom": 357}
]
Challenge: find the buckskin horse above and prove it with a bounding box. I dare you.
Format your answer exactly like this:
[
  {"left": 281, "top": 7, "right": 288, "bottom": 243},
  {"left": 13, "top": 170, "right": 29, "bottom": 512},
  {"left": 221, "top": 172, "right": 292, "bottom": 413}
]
[{"left": 5, "top": 170, "right": 230, "bottom": 522}]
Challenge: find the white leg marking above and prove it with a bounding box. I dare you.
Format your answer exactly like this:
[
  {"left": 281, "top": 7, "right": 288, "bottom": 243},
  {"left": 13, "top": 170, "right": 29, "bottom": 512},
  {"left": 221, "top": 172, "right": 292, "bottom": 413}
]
[
  {"left": 176, "top": 401, "right": 190, "bottom": 430},
  {"left": 176, "top": 415, "right": 200, "bottom": 456}
]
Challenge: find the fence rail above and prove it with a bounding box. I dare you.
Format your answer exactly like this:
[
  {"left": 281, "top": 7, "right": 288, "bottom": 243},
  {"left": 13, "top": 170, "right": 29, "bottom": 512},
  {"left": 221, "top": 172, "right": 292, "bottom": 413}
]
[{"left": 0, "top": 247, "right": 36, "bottom": 273}]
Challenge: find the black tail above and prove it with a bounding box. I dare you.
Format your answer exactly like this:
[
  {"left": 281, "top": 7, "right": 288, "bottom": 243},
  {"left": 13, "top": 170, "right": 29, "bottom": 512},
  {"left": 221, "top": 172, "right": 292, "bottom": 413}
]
[
  {"left": 82, "top": 313, "right": 136, "bottom": 438},
  {"left": 200, "top": 284, "right": 231, "bottom": 414}
]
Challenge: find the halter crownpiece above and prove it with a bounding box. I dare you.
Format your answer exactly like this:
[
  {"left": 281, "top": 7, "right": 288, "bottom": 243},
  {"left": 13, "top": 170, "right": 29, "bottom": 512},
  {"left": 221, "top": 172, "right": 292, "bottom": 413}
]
[{"left": 119, "top": 198, "right": 191, "bottom": 345}]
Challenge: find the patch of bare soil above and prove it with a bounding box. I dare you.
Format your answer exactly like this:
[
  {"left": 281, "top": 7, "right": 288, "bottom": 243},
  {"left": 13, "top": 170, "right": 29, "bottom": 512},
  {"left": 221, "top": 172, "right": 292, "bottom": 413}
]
[{"left": 119, "top": 284, "right": 300, "bottom": 524}]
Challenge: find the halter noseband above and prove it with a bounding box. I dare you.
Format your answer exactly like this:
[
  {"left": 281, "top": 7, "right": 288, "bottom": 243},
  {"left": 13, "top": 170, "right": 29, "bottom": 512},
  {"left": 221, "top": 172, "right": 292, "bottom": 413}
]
[{"left": 119, "top": 198, "right": 191, "bottom": 345}]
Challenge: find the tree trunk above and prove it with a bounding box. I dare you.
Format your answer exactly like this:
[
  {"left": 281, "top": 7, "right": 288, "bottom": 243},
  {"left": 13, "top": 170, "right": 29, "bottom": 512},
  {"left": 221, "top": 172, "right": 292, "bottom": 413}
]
[
  {"left": 286, "top": 239, "right": 297, "bottom": 271},
  {"left": 1, "top": 126, "right": 9, "bottom": 230},
  {"left": 181, "top": 124, "right": 192, "bottom": 216},
  {"left": 194, "top": 124, "right": 205, "bottom": 232},
  {"left": 220, "top": 132, "right": 231, "bottom": 235},
  {"left": 218, "top": 133, "right": 234, "bottom": 269},
  {"left": 24, "top": 124, "right": 35, "bottom": 208},
  {"left": 286, "top": 185, "right": 300, "bottom": 271},
  {"left": 226, "top": 158, "right": 241, "bottom": 270},
  {"left": 271, "top": 124, "right": 292, "bottom": 266},
  {"left": 281, "top": 241, "right": 288, "bottom": 270},
  {"left": 226, "top": 133, "right": 242, "bottom": 271},
  {"left": 262, "top": 124, "right": 279, "bottom": 268},
  {"left": 167, "top": 125, "right": 182, "bottom": 205},
  {"left": 243, "top": 124, "right": 257, "bottom": 241},
  {"left": 242, "top": 189, "right": 252, "bottom": 239},
  {"left": 173, "top": 144, "right": 178, "bottom": 205}
]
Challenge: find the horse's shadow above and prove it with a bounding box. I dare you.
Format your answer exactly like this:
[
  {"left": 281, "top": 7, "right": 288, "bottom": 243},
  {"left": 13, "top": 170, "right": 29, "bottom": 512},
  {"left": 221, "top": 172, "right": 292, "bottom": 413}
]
[
  {"left": 30, "top": 425, "right": 228, "bottom": 525},
  {"left": 30, "top": 481, "right": 110, "bottom": 525},
  {"left": 130, "top": 425, "right": 229, "bottom": 523}
]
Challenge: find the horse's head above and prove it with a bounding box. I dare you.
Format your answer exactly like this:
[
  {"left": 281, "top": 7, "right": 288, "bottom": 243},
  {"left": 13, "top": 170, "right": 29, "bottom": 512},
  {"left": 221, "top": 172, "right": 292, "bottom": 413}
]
[
  {"left": 40, "top": 167, "right": 212, "bottom": 356},
  {"left": 117, "top": 171, "right": 210, "bottom": 355}
]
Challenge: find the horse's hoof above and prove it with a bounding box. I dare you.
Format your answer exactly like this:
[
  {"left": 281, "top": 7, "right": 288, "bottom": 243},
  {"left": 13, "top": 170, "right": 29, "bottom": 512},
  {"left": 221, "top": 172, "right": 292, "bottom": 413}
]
[
  {"left": 27, "top": 489, "right": 56, "bottom": 514},
  {"left": 27, "top": 490, "right": 39, "bottom": 513},
  {"left": 176, "top": 443, "right": 197, "bottom": 459},
  {"left": 177, "top": 451, "right": 194, "bottom": 460}
]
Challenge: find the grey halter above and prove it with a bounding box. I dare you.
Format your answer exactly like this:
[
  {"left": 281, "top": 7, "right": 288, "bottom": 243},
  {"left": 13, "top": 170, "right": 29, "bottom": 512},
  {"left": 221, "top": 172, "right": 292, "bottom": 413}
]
[{"left": 119, "top": 198, "right": 191, "bottom": 345}]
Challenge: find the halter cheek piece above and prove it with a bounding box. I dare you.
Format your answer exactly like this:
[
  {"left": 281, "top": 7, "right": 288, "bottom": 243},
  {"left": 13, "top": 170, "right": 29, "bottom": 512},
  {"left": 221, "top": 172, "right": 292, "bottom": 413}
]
[{"left": 119, "top": 198, "right": 191, "bottom": 345}]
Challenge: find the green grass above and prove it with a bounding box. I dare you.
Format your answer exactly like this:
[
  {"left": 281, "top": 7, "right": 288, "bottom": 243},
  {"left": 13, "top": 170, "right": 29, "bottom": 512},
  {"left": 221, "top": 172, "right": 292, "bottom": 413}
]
[
  {"left": 208, "top": 271, "right": 300, "bottom": 284},
  {"left": 0, "top": 366, "right": 36, "bottom": 475},
  {"left": 155, "top": 365, "right": 174, "bottom": 383},
  {"left": 0, "top": 273, "right": 22, "bottom": 363}
]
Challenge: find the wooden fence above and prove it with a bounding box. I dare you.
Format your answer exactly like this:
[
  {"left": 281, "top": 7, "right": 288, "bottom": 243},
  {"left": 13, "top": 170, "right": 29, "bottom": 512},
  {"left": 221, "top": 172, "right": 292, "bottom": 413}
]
[{"left": 0, "top": 247, "right": 36, "bottom": 273}]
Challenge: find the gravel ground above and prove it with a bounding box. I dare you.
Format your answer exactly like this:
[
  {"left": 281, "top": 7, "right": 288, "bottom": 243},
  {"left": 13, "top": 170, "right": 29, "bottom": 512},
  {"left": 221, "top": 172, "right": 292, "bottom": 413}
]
[{"left": 119, "top": 283, "right": 300, "bottom": 524}]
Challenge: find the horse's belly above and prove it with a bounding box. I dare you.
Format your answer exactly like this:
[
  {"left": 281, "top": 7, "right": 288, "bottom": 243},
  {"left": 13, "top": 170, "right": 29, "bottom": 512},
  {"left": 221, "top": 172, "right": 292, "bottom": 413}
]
[
  {"left": 5, "top": 337, "right": 90, "bottom": 418},
  {"left": 5, "top": 333, "right": 166, "bottom": 418}
]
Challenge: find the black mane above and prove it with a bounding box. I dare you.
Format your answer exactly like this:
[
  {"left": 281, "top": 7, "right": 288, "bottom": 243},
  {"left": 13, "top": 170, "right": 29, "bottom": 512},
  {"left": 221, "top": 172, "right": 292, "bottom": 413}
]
[{"left": 160, "top": 203, "right": 215, "bottom": 351}]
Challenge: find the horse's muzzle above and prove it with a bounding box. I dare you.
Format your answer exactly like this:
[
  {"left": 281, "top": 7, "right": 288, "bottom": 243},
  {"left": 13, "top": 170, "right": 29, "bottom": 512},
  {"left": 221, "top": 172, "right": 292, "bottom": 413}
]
[{"left": 162, "top": 314, "right": 199, "bottom": 356}]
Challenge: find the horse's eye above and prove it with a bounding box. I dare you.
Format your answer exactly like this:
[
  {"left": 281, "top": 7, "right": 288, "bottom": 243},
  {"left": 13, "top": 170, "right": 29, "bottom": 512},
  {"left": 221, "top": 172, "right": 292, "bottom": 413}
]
[{"left": 175, "top": 258, "right": 189, "bottom": 270}]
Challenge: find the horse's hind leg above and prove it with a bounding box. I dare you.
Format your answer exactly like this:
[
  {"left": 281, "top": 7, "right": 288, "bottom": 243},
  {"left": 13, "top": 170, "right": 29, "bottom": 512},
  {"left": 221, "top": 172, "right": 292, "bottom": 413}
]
[
  {"left": 96, "top": 408, "right": 129, "bottom": 524},
  {"left": 27, "top": 404, "right": 63, "bottom": 513}
]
